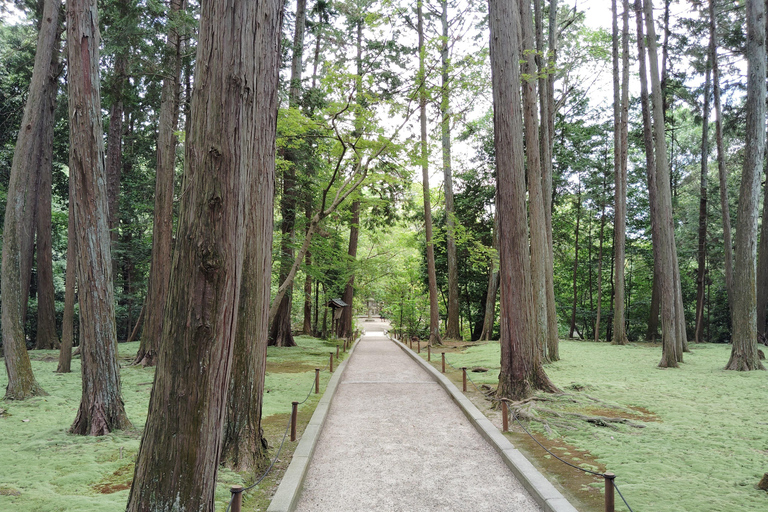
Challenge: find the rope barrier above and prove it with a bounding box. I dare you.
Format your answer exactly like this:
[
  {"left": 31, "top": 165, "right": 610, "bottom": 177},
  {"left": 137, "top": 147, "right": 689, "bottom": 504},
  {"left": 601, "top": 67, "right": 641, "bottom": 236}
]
[
  {"left": 225, "top": 353, "right": 336, "bottom": 512},
  {"left": 438, "top": 349, "right": 636, "bottom": 512}
]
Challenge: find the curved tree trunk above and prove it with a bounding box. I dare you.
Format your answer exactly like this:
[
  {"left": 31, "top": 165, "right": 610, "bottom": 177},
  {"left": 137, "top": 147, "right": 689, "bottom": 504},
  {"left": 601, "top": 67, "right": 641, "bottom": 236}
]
[
  {"left": 2, "top": 0, "right": 61, "bottom": 399},
  {"left": 490, "top": 0, "right": 557, "bottom": 400},
  {"left": 726, "top": 0, "right": 766, "bottom": 371},
  {"left": 127, "top": 0, "right": 282, "bottom": 507},
  {"left": 136, "top": 0, "right": 186, "bottom": 367},
  {"left": 34, "top": 30, "right": 62, "bottom": 351}
]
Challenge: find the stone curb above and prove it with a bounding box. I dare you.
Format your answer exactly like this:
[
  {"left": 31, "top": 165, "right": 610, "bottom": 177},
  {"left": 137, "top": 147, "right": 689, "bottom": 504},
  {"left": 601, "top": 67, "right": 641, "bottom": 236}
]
[
  {"left": 392, "top": 337, "right": 579, "bottom": 512},
  {"left": 266, "top": 336, "right": 362, "bottom": 512}
]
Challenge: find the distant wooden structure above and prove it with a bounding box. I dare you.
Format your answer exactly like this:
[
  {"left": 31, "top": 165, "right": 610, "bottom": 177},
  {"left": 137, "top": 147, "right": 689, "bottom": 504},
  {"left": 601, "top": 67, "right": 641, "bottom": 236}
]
[{"left": 327, "top": 298, "right": 349, "bottom": 336}]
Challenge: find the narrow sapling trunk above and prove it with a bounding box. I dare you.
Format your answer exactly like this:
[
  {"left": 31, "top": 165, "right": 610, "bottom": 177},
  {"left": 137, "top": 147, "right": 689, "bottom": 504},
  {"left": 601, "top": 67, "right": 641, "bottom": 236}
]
[
  {"left": 695, "top": 62, "right": 712, "bottom": 344},
  {"left": 569, "top": 183, "right": 581, "bottom": 339},
  {"left": 57, "top": 197, "right": 76, "bottom": 374},
  {"left": 339, "top": 200, "right": 360, "bottom": 338},
  {"left": 726, "top": 0, "right": 766, "bottom": 371}
]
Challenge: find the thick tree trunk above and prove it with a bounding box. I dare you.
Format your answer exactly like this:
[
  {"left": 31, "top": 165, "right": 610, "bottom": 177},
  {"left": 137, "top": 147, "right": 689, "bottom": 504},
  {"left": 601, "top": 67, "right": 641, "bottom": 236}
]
[
  {"left": 105, "top": 53, "right": 125, "bottom": 252},
  {"left": 442, "top": 0, "right": 461, "bottom": 340},
  {"left": 754, "top": 0, "right": 768, "bottom": 340},
  {"left": 490, "top": 0, "right": 557, "bottom": 400},
  {"left": 418, "top": 0, "right": 442, "bottom": 346},
  {"left": 34, "top": 34, "right": 61, "bottom": 351},
  {"left": 127, "top": 0, "right": 282, "bottom": 507},
  {"left": 520, "top": 0, "right": 548, "bottom": 360},
  {"left": 643, "top": 0, "right": 681, "bottom": 367},
  {"left": 222, "top": 24, "right": 279, "bottom": 468},
  {"left": 339, "top": 200, "right": 360, "bottom": 338},
  {"left": 569, "top": 184, "right": 581, "bottom": 339},
  {"left": 136, "top": 0, "right": 186, "bottom": 367},
  {"left": 695, "top": 63, "right": 712, "bottom": 344},
  {"left": 57, "top": 199, "right": 76, "bottom": 374},
  {"left": 726, "top": 0, "right": 766, "bottom": 371},
  {"left": 2, "top": 0, "right": 60, "bottom": 399},
  {"left": 67, "top": 0, "right": 130, "bottom": 434},
  {"left": 613, "top": 0, "right": 630, "bottom": 345}
]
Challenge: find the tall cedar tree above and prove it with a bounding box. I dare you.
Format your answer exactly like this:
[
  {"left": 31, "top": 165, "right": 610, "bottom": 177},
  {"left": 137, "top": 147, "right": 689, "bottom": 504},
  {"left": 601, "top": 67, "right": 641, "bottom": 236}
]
[
  {"left": 67, "top": 0, "right": 131, "bottom": 434},
  {"left": 126, "top": 0, "right": 282, "bottom": 507},
  {"left": 613, "top": 0, "right": 629, "bottom": 345},
  {"left": 442, "top": 0, "right": 461, "bottom": 340},
  {"left": 271, "top": 0, "right": 307, "bottom": 347},
  {"left": 519, "top": 0, "right": 549, "bottom": 357},
  {"left": 490, "top": 0, "right": 557, "bottom": 399},
  {"left": 1, "top": 0, "right": 60, "bottom": 399},
  {"left": 695, "top": 39, "right": 712, "bottom": 343},
  {"left": 221, "top": 0, "right": 280, "bottom": 467},
  {"left": 418, "top": 0, "right": 442, "bottom": 346},
  {"left": 643, "top": 0, "right": 683, "bottom": 367},
  {"left": 726, "top": 0, "right": 766, "bottom": 371},
  {"left": 136, "top": 0, "right": 186, "bottom": 366}
]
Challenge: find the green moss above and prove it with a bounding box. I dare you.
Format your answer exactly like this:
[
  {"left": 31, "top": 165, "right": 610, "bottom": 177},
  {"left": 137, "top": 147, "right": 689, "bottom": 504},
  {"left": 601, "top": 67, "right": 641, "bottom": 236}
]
[
  {"left": 422, "top": 340, "right": 768, "bottom": 512},
  {"left": 0, "top": 336, "right": 347, "bottom": 511}
]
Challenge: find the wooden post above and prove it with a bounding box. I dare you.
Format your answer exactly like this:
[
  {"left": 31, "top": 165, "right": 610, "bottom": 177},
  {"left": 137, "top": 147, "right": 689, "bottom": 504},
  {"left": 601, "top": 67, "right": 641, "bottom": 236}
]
[
  {"left": 336, "top": 344, "right": 340, "bottom": 360},
  {"left": 230, "top": 485, "right": 243, "bottom": 512},
  {"left": 409, "top": 337, "right": 413, "bottom": 349},
  {"left": 604, "top": 472, "right": 615, "bottom": 512},
  {"left": 329, "top": 352, "right": 334, "bottom": 373},
  {"left": 441, "top": 352, "right": 445, "bottom": 373},
  {"left": 291, "top": 401, "right": 299, "bottom": 442},
  {"left": 315, "top": 368, "right": 320, "bottom": 394},
  {"left": 417, "top": 339, "right": 421, "bottom": 353},
  {"left": 502, "top": 400, "right": 508, "bottom": 432},
  {"left": 462, "top": 367, "right": 467, "bottom": 392},
  {"left": 427, "top": 344, "right": 431, "bottom": 361}
]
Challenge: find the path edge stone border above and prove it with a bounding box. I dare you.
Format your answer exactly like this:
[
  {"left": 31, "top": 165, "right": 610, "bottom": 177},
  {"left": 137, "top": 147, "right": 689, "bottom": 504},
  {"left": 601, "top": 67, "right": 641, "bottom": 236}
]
[
  {"left": 392, "top": 337, "right": 579, "bottom": 512},
  {"left": 266, "top": 336, "right": 362, "bottom": 512}
]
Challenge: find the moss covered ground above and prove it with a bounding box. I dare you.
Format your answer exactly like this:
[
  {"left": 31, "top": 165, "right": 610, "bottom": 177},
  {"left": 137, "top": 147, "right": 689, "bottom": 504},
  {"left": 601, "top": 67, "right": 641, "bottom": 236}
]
[
  {"left": 419, "top": 340, "right": 768, "bottom": 512},
  {"left": 0, "top": 335, "right": 347, "bottom": 511}
]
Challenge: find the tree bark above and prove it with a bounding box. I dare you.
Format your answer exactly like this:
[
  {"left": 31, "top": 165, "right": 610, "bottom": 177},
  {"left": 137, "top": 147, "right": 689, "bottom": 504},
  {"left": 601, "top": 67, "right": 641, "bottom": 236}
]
[
  {"left": 643, "top": 0, "right": 681, "bottom": 367},
  {"left": 755, "top": 0, "right": 768, "bottom": 340},
  {"left": 490, "top": 0, "right": 557, "bottom": 400},
  {"left": 136, "top": 0, "right": 186, "bottom": 367},
  {"left": 127, "top": 0, "right": 282, "bottom": 507},
  {"left": 612, "top": 0, "right": 630, "bottom": 345},
  {"left": 726, "top": 0, "right": 766, "bottom": 371},
  {"left": 221, "top": 15, "right": 279, "bottom": 467},
  {"left": 695, "top": 57, "right": 712, "bottom": 344},
  {"left": 538, "top": 0, "right": 559, "bottom": 361},
  {"left": 595, "top": 176, "right": 607, "bottom": 342},
  {"left": 57, "top": 198, "right": 76, "bottom": 374},
  {"left": 442, "top": 0, "right": 461, "bottom": 340},
  {"left": 520, "top": 0, "right": 548, "bottom": 360},
  {"left": 2, "top": 0, "right": 60, "bottom": 399},
  {"left": 418, "top": 0, "right": 441, "bottom": 346},
  {"left": 34, "top": 28, "right": 62, "bottom": 351},
  {"left": 67, "top": 0, "right": 130, "bottom": 434}
]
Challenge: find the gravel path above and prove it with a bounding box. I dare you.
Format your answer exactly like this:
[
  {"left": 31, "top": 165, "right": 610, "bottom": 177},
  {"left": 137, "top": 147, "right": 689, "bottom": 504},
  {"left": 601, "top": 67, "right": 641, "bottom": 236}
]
[{"left": 294, "top": 323, "right": 543, "bottom": 512}]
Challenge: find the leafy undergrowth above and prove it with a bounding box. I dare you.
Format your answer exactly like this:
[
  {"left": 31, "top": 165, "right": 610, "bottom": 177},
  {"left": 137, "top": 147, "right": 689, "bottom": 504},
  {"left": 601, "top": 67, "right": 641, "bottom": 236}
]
[
  {"left": 0, "top": 335, "right": 348, "bottom": 511},
  {"left": 420, "top": 340, "right": 768, "bottom": 512}
]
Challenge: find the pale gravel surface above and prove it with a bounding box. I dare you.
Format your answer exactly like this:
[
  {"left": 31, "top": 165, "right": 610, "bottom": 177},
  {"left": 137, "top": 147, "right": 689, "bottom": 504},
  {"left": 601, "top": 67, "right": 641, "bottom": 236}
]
[{"left": 294, "top": 321, "right": 542, "bottom": 512}]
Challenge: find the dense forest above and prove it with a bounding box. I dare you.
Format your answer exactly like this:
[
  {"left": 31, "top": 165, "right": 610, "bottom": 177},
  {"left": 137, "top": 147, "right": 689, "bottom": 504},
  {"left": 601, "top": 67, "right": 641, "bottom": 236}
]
[{"left": 2, "top": 0, "right": 768, "bottom": 508}]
